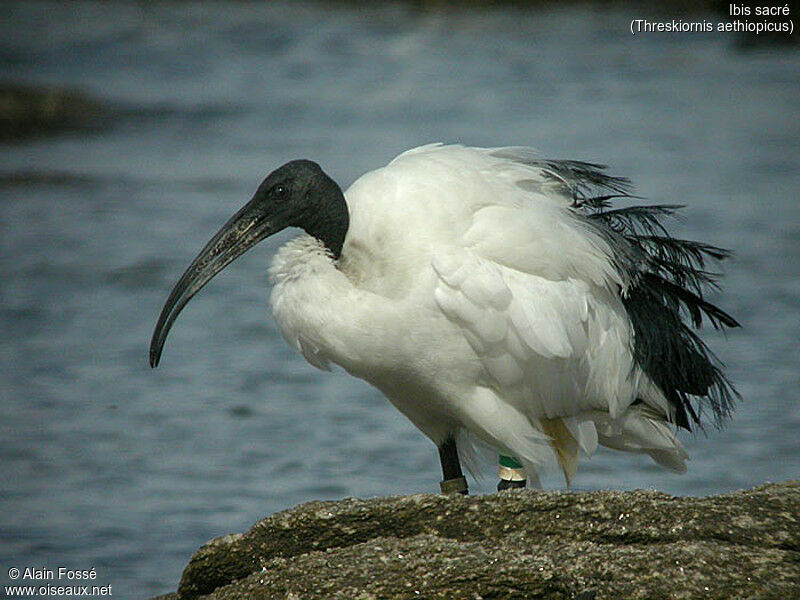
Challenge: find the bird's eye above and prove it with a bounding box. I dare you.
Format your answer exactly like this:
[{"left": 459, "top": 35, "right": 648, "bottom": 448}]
[{"left": 274, "top": 185, "right": 286, "bottom": 196}]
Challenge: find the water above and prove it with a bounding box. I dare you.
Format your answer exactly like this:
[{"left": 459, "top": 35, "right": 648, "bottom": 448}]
[{"left": 1, "top": 2, "right": 798, "bottom": 597}]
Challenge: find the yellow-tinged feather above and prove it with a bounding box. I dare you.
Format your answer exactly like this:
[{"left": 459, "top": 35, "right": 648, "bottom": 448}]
[{"left": 540, "top": 418, "right": 579, "bottom": 486}]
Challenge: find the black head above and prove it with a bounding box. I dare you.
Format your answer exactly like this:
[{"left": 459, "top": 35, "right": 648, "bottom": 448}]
[
  {"left": 255, "top": 160, "right": 349, "bottom": 257},
  {"left": 149, "top": 159, "right": 348, "bottom": 367}
]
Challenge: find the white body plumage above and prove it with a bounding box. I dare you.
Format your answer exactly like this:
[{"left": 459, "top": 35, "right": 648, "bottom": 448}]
[{"left": 269, "top": 144, "right": 689, "bottom": 485}]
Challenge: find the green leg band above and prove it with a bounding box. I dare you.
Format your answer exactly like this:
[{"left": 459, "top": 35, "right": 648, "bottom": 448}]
[
  {"left": 499, "top": 455, "right": 523, "bottom": 469},
  {"left": 498, "top": 454, "right": 526, "bottom": 486}
]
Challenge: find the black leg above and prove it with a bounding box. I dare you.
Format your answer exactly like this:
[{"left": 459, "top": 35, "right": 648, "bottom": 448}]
[
  {"left": 497, "top": 479, "right": 527, "bottom": 491},
  {"left": 437, "top": 437, "right": 468, "bottom": 495}
]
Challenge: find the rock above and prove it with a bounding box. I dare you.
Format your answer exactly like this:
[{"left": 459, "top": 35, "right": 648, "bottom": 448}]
[
  {"left": 156, "top": 482, "right": 799, "bottom": 599},
  {"left": 0, "top": 82, "right": 109, "bottom": 140}
]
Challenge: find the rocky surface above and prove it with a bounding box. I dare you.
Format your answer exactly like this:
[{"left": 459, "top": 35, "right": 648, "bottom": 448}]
[
  {"left": 152, "top": 481, "right": 799, "bottom": 599},
  {"left": 0, "top": 83, "right": 110, "bottom": 140}
]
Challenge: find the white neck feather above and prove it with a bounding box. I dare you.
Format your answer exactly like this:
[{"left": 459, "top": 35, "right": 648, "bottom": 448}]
[{"left": 269, "top": 234, "right": 336, "bottom": 287}]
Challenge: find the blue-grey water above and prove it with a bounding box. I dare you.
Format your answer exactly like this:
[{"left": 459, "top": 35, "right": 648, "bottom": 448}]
[{"left": 1, "top": 2, "right": 798, "bottom": 597}]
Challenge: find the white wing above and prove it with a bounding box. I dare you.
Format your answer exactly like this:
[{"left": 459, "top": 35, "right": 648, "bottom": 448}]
[
  {"left": 414, "top": 146, "right": 686, "bottom": 481},
  {"left": 343, "top": 144, "right": 688, "bottom": 482},
  {"left": 432, "top": 251, "right": 636, "bottom": 420}
]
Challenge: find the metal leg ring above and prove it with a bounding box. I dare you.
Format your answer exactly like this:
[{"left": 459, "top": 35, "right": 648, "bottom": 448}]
[{"left": 440, "top": 476, "right": 468, "bottom": 495}]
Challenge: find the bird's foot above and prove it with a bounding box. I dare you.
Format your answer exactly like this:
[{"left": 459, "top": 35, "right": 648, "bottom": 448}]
[
  {"left": 497, "top": 478, "right": 527, "bottom": 491},
  {"left": 440, "top": 476, "right": 469, "bottom": 495}
]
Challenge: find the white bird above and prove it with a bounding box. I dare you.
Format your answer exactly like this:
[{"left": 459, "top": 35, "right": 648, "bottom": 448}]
[{"left": 150, "top": 144, "right": 738, "bottom": 494}]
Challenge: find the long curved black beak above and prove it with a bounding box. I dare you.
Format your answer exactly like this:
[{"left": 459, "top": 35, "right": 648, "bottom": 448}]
[{"left": 149, "top": 194, "right": 286, "bottom": 368}]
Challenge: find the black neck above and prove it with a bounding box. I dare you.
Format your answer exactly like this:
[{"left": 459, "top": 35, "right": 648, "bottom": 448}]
[
  {"left": 301, "top": 178, "right": 349, "bottom": 259},
  {"left": 293, "top": 170, "right": 350, "bottom": 259}
]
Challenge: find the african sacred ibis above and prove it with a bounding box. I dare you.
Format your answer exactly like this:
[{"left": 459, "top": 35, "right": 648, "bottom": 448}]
[{"left": 150, "top": 144, "right": 739, "bottom": 494}]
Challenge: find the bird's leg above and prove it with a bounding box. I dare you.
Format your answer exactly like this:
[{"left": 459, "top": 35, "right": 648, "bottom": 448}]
[
  {"left": 438, "top": 437, "right": 468, "bottom": 495},
  {"left": 497, "top": 454, "right": 527, "bottom": 491}
]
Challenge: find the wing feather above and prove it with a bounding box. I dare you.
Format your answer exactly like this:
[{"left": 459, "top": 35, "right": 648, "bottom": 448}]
[
  {"left": 376, "top": 144, "right": 737, "bottom": 482},
  {"left": 432, "top": 250, "right": 636, "bottom": 422}
]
